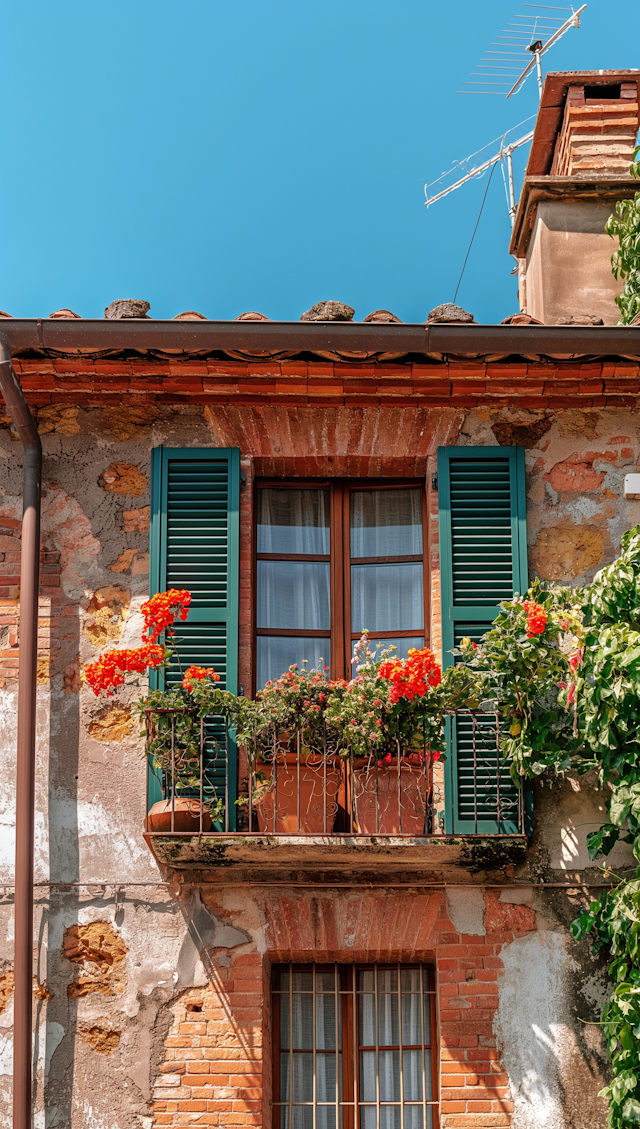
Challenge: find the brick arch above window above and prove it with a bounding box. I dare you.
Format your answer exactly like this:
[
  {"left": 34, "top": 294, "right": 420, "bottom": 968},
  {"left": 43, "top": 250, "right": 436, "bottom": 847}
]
[{"left": 205, "top": 405, "right": 464, "bottom": 477}]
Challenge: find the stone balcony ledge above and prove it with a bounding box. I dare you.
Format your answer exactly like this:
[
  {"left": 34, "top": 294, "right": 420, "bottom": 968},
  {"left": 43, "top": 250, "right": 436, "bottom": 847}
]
[{"left": 144, "top": 831, "right": 529, "bottom": 882}]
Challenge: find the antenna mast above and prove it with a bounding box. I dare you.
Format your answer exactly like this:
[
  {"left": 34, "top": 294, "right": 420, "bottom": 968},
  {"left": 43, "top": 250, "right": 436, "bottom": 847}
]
[{"left": 425, "top": 4, "right": 586, "bottom": 227}]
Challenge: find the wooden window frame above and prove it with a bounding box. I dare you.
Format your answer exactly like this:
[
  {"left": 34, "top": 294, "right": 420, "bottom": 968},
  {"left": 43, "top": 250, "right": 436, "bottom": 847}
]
[
  {"left": 271, "top": 961, "right": 439, "bottom": 1129},
  {"left": 253, "top": 478, "right": 430, "bottom": 693}
]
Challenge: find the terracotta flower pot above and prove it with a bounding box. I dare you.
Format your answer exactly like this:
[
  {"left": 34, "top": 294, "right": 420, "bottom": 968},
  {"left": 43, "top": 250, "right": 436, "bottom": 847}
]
[
  {"left": 352, "top": 762, "right": 430, "bottom": 835},
  {"left": 145, "top": 798, "right": 212, "bottom": 833},
  {"left": 254, "top": 753, "right": 341, "bottom": 834}
]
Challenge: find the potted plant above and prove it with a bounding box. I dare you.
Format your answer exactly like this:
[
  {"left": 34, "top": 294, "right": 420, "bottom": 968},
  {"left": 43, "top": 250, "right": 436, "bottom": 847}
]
[
  {"left": 237, "top": 663, "right": 345, "bottom": 834},
  {"left": 324, "top": 634, "right": 474, "bottom": 834},
  {"left": 83, "top": 588, "right": 239, "bottom": 832}
]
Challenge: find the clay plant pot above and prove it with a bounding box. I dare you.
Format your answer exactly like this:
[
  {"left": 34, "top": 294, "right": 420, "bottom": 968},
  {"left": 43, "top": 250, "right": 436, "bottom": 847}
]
[
  {"left": 254, "top": 753, "right": 341, "bottom": 834},
  {"left": 352, "top": 761, "right": 430, "bottom": 835},
  {"left": 145, "top": 798, "right": 212, "bottom": 834}
]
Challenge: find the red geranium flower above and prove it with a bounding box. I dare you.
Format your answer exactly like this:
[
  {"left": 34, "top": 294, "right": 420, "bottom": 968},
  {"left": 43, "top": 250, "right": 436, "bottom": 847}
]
[
  {"left": 182, "top": 665, "right": 220, "bottom": 691},
  {"left": 140, "top": 589, "right": 191, "bottom": 643},
  {"left": 522, "top": 600, "right": 548, "bottom": 638}
]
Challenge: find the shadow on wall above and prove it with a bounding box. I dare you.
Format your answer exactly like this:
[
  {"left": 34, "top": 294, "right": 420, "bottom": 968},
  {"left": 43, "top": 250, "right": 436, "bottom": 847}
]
[
  {"left": 36, "top": 605, "right": 81, "bottom": 1127},
  {"left": 495, "top": 931, "right": 609, "bottom": 1129}
]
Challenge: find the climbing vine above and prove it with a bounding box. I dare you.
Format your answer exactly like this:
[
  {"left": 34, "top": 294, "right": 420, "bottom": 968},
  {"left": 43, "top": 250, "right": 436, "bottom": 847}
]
[
  {"left": 461, "top": 527, "right": 640, "bottom": 1129},
  {"left": 606, "top": 145, "right": 640, "bottom": 324}
]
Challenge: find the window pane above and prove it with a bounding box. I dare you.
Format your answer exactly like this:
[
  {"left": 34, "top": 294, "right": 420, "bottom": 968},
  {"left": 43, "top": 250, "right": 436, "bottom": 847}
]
[
  {"left": 292, "top": 1108, "right": 314, "bottom": 1129},
  {"left": 378, "top": 995, "right": 400, "bottom": 1047},
  {"left": 401, "top": 969, "right": 422, "bottom": 994},
  {"left": 403, "top": 1050, "right": 424, "bottom": 1100},
  {"left": 258, "top": 488, "right": 330, "bottom": 555},
  {"left": 317, "top": 993, "right": 340, "bottom": 1050},
  {"left": 359, "top": 1051, "right": 377, "bottom": 1101},
  {"left": 380, "top": 1107, "right": 402, "bottom": 1129},
  {"left": 360, "top": 1109, "right": 402, "bottom": 1129},
  {"left": 378, "top": 969, "right": 398, "bottom": 994},
  {"left": 351, "top": 564, "right": 423, "bottom": 633},
  {"left": 257, "top": 637, "right": 330, "bottom": 689},
  {"left": 316, "top": 1108, "right": 337, "bottom": 1129},
  {"left": 405, "top": 1110, "right": 426, "bottom": 1129},
  {"left": 258, "top": 561, "right": 330, "bottom": 630},
  {"left": 358, "top": 994, "right": 376, "bottom": 1046},
  {"left": 402, "top": 993, "right": 423, "bottom": 1045},
  {"left": 350, "top": 489, "right": 422, "bottom": 558},
  {"left": 360, "top": 1110, "right": 378, "bottom": 1129},
  {"left": 379, "top": 1050, "right": 400, "bottom": 1100},
  {"left": 316, "top": 1052, "right": 339, "bottom": 1100},
  {"left": 292, "top": 1052, "right": 314, "bottom": 1099}
]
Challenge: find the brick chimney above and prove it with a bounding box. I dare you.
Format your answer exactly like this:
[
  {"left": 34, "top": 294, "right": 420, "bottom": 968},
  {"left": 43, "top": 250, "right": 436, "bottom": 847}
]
[{"left": 510, "top": 71, "right": 640, "bottom": 325}]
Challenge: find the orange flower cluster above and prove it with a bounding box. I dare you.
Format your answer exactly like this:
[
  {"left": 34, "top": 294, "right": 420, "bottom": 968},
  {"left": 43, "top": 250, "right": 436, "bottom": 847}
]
[
  {"left": 377, "top": 647, "right": 442, "bottom": 703},
  {"left": 84, "top": 644, "right": 165, "bottom": 697},
  {"left": 523, "top": 600, "right": 548, "bottom": 638},
  {"left": 182, "top": 665, "right": 220, "bottom": 691},
  {"left": 141, "top": 589, "right": 191, "bottom": 642}
]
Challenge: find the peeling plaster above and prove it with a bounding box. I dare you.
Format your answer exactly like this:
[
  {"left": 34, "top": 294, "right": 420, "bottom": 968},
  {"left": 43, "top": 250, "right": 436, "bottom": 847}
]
[
  {"left": 446, "top": 887, "right": 486, "bottom": 935},
  {"left": 495, "top": 931, "right": 607, "bottom": 1129}
]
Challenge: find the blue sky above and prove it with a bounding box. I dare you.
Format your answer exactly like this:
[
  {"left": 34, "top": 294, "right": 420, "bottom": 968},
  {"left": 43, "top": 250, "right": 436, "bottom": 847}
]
[{"left": 1, "top": 0, "right": 636, "bottom": 324}]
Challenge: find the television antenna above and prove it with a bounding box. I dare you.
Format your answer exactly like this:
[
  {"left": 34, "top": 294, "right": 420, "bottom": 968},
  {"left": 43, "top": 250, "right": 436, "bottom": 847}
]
[
  {"left": 424, "top": 4, "right": 586, "bottom": 228},
  {"left": 461, "top": 3, "right": 586, "bottom": 101}
]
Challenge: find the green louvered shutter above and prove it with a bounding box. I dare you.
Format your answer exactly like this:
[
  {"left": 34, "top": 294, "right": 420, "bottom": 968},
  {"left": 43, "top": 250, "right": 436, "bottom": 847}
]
[
  {"left": 437, "top": 446, "right": 527, "bottom": 834},
  {"left": 149, "top": 446, "right": 240, "bottom": 830}
]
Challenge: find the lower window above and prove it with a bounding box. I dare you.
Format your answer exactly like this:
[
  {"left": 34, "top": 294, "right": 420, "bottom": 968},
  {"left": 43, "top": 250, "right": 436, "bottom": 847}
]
[{"left": 272, "top": 963, "right": 438, "bottom": 1128}]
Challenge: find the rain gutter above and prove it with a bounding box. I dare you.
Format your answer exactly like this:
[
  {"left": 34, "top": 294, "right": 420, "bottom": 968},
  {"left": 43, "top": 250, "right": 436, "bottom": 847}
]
[
  {"left": 0, "top": 318, "right": 639, "bottom": 356},
  {"left": 0, "top": 333, "right": 42, "bottom": 1129}
]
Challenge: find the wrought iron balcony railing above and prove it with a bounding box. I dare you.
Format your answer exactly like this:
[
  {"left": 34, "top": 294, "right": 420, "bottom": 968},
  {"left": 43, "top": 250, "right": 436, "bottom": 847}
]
[{"left": 144, "top": 710, "right": 525, "bottom": 839}]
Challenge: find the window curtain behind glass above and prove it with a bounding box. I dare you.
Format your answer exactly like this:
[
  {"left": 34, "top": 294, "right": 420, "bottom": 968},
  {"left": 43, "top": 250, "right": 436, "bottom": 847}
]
[
  {"left": 358, "top": 969, "right": 432, "bottom": 1129},
  {"left": 350, "top": 490, "right": 422, "bottom": 558},
  {"left": 258, "top": 489, "right": 330, "bottom": 554}
]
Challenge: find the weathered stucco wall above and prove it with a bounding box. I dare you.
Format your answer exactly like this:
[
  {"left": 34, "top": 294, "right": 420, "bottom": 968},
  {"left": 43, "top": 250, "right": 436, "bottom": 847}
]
[{"left": 0, "top": 400, "right": 635, "bottom": 1128}]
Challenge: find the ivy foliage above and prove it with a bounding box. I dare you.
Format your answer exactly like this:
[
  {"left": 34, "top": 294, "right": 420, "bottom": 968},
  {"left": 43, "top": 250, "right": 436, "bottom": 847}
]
[
  {"left": 455, "top": 527, "right": 640, "bottom": 1128},
  {"left": 456, "top": 578, "right": 582, "bottom": 782},
  {"left": 606, "top": 145, "right": 640, "bottom": 324}
]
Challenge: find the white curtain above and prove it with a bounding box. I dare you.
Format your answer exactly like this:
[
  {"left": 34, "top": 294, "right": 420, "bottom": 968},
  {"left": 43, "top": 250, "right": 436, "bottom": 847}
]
[
  {"left": 358, "top": 969, "right": 433, "bottom": 1129},
  {"left": 258, "top": 560, "right": 330, "bottom": 630},
  {"left": 350, "top": 489, "right": 422, "bottom": 558},
  {"left": 257, "top": 637, "right": 329, "bottom": 688},
  {"left": 351, "top": 563, "right": 423, "bottom": 634},
  {"left": 280, "top": 972, "right": 341, "bottom": 1129},
  {"left": 258, "top": 489, "right": 330, "bottom": 555}
]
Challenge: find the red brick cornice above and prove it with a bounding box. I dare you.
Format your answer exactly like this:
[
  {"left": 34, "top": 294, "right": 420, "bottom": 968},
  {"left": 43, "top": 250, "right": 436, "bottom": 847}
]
[{"left": 6, "top": 356, "right": 640, "bottom": 411}]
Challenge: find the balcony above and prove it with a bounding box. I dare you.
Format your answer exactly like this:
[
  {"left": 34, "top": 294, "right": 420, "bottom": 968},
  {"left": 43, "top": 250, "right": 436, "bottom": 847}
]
[{"left": 143, "top": 711, "right": 529, "bottom": 882}]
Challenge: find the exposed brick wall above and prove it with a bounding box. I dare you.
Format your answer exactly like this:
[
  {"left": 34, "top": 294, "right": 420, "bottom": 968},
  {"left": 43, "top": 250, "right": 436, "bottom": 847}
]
[
  {"left": 152, "top": 952, "right": 266, "bottom": 1129},
  {"left": 551, "top": 82, "right": 639, "bottom": 176},
  {"left": 150, "top": 888, "right": 536, "bottom": 1129},
  {"left": 7, "top": 356, "right": 640, "bottom": 413},
  {"left": 0, "top": 513, "right": 64, "bottom": 686}
]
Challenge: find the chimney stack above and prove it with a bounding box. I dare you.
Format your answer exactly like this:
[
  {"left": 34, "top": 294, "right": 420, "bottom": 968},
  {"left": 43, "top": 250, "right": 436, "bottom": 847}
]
[{"left": 510, "top": 71, "right": 640, "bottom": 325}]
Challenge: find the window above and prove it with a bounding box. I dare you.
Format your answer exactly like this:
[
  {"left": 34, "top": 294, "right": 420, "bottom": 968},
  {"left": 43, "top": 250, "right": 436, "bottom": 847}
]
[
  {"left": 272, "top": 963, "right": 438, "bottom": 1129},
  {"left": 255, "top": 481, "right": 428, "bottom": 688}
]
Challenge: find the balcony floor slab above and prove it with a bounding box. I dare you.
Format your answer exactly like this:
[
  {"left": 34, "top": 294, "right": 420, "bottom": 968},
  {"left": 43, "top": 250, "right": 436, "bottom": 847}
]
[{"left": 144, "top": 832, "right": 529, "bottom": 882}]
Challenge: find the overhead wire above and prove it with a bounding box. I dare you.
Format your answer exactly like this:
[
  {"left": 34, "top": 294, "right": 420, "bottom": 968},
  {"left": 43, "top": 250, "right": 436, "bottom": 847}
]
[{"left": 452, "top": 161, "right": 498, "bottom": 303}]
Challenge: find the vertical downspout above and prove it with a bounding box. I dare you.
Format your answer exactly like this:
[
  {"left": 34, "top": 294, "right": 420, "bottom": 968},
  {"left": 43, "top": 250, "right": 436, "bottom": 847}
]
[{"left": 0, "top": 333, "right": 42, "bottom": 1129}]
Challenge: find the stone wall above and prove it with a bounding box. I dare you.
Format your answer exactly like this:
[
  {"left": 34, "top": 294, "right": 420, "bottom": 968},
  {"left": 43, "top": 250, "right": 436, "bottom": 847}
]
[{"left": 0, "top": 393, "right": 637, "bottom": 1127}]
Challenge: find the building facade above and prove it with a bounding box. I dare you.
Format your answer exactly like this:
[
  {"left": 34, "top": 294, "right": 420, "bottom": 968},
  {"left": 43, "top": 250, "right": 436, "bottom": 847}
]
[{"left": 1, "top": 70, "right": 640, "bottom": 1129}]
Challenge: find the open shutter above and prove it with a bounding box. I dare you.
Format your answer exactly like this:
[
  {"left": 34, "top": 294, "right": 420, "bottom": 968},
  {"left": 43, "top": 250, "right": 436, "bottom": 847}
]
[
  {"left": 437, "top": 446, "right": 527, "bottom": 834},
  {"left": 149, "top": 446, "right": 240, "bottom": 829}
]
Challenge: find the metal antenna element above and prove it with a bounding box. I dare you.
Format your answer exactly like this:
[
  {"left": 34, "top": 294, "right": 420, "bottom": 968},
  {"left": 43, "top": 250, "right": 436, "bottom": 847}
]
[
  {"left": 424, "top": 120, "right": 535, "bottom": 228},
  {"left": 424, "top": 3, "right": 587, "bottom": 228},
  {"left": 459, "top": 3, "right": 586, "bottom": 101}
]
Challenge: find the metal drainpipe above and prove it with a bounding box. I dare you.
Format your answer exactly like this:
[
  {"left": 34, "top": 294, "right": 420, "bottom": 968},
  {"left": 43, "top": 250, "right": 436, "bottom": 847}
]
[{"left": 0, "top": 333, "right": 42, "bottom": 1129}]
